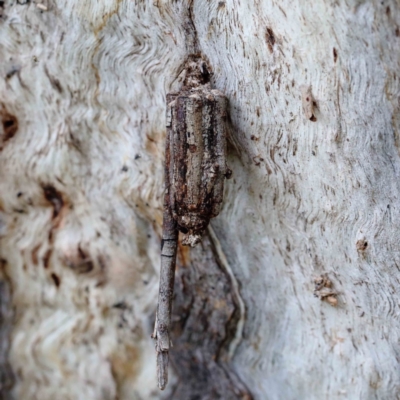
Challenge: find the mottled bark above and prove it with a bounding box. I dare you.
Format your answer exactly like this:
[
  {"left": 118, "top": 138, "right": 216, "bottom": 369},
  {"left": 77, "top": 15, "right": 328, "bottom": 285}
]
[{"left": 0, "top": 0, "right": 400, "bottom": 399}]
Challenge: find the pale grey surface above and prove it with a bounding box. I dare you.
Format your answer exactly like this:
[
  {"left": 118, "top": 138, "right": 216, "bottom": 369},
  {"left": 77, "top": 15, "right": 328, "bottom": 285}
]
[{"left": 0, "top": 1, "right": 399, "bottom": 399}]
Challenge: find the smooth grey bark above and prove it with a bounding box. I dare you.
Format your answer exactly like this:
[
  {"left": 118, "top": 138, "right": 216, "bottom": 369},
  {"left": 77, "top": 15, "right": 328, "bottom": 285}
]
[{"left": 0, "top": 1, "right": 400, "bottom": 399}]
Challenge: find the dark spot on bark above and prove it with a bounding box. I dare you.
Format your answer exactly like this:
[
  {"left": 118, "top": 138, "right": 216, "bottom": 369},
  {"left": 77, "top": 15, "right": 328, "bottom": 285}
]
[
  {"left": 250, "top": 135, "right": 258, "bottom": 141},
  {"left": 51, "top": 78, "right": 62, "bottom": 93},
  {"left": 5, "top": 66, "right": 19, "bottom": 80},
  {"left": 113, "top": 302, "right": 128, "bottom": 309},
  {"left": 77, "top": 245, "right": 86, "bottom": 260},
  {"left": 356, "top": 239, "right": 368, "bottom": 252},
  {"left": 43, "top": 249, "right": 52, "bottom": 269},
  {"left": 0, "top": 1, "right": 4, "bottom": 7},
  {"left": 386, "top": 6, "right": 390, "bottom": 15},
  {"left": 310, "top": 115, "right": 317, "bottom": 122},
  {"left": 16, "top": 192, "right": 22, "bottom": 197},
  {"left": 1, "top": 111, "right": 18, "bottom": 143},
  {"left": 189, "top": 144, "right": 197, "bottom": 153},
  {"left": 396, "top": 27, "right": 400, "bottom": 37},
  {"left": 70, "top": 245, "right": 94, "bottom": 273},
  {"left": 121, "top": 165, "right": 128, "bottom": 172},
  {"left": 333, "top": 47, "right": 338, "bottom": 63},
  {"left": 134, "top": 154, "right": 141, "bottom": 160},
  {"left": 51, "top": 273, "right": 60, "bottom": 287},
  {"left": 265, "top": 27, "right": 275, "bottom": 53},
  {"left": 179, "top": 226, "right": 189, "bottom": 234},
  {"left": 42, "top": 185, "right": 64, "bottom": 218},
  {"left": 256, "top": 108, "right": 260, "bottom": 117}
]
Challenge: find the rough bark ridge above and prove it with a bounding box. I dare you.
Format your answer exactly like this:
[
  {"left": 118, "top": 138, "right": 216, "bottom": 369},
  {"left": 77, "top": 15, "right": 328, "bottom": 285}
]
[{"left": 1, "top": 0, "right": 400, "bottom": 399}]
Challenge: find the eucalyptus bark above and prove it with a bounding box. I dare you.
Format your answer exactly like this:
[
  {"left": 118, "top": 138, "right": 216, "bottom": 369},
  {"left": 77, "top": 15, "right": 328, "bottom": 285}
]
[{"left": 1, "top": 1, "right": 400, "bottom": 399}]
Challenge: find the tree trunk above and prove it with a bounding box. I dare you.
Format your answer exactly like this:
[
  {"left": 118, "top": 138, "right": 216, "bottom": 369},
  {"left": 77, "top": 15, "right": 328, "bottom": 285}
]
[{"left": 1, "top": 0, "right": 400, "bottom": 399}]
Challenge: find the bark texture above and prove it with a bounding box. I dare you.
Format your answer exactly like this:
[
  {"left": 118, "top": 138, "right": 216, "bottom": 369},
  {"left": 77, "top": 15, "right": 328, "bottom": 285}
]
[
  {"left": 0, "top": 263, "right": 14, "bottom": 400},
  {"left": 0, "top": 0, "right": 400, "bottom": 399}
]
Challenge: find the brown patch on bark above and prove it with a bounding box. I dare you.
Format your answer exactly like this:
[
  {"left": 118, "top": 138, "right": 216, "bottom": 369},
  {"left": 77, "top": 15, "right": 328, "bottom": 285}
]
[
  {"left": 0, "top": 105, "right": 18, "bottom": 150},
  {"left": 42, "top": 185, "right": 64, "bottom": 218},
  {"left": 32, "top": 244, "right": 41, "bottom": 266},
  {"left": 50, "top": 273, "right": 61, "bottom": 287},
  {"left": 177, "top": 239, "right": 191, "bottom": 268},
  {"left": 63, "top": 244, "right": 94, "bottom": 274},
  {"left": 333, "top": 47, "right": 338, "bottom": 63},
  {"left": 76, "top": 245, "right": 94, "bottom": 273},
  {"left": 356, "top": 239, "right": 368, "bottom": 256},
  {"left": 110, "top": 345, "right": 141, "bottom": 390},
  {"left": 43, "top": 249, "right": 52, "bottom": 269},
  {"left": 170, "top": 234, "right": 252, "bottom": 399},
  {"left": 301, "top": 85, "right": 317, "bottom": 122},
  {"left": 313, "top": 274, "right": 338, "bottom": 306},
  {"left": 145, "top": 131, "right": 161, "bottom": 158}
]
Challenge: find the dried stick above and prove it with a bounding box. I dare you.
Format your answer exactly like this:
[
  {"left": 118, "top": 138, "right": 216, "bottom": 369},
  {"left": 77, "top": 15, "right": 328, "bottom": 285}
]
[{"left": 152, "top": 97, "right": 178, "bottom": 389}]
